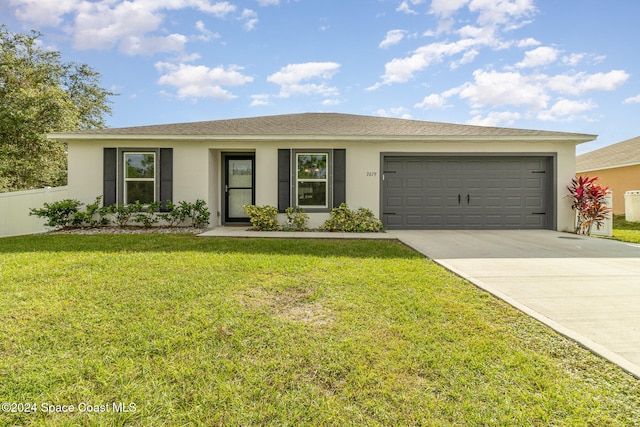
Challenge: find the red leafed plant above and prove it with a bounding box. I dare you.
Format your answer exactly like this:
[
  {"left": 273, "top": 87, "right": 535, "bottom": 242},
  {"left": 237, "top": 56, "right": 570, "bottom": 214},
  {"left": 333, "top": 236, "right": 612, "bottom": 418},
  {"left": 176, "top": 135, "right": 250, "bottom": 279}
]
[{"left": 567, "top": 176, "right": 611, "bottom": 235}]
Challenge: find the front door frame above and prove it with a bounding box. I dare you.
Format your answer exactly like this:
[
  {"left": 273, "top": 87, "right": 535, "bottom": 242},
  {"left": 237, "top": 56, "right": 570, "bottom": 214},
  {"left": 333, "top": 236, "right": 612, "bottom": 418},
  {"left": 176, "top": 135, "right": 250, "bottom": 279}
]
[{"left": 222, "top": 153, "right": 255, "bottom": 224}]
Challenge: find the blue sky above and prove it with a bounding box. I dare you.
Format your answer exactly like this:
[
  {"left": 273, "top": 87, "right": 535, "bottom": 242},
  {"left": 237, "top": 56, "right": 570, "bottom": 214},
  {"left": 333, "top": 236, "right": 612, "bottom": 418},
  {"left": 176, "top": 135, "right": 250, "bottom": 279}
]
[{"left": 3, "top": 0, "right": 640, "bottom": 154}]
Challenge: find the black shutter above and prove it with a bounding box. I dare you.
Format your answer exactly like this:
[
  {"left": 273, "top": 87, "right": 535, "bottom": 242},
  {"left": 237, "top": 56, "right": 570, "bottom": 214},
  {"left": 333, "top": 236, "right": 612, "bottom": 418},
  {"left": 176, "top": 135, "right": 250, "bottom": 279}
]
[
  {"left": 333, "top": 149, "right": 346, "bottom": 207},
  {"left": 159, "top": 148, "right": 173, "bottom": 211},
  {"left": 278, "top": 149, "right": 291, "bottom": 212},
  {"left": 103, "top": 148, "right": 117, "bottom": 206}
]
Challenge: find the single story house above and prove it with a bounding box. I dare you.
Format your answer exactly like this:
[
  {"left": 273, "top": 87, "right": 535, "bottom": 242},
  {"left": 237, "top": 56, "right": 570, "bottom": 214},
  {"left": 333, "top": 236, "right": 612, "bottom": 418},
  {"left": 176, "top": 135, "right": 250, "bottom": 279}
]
[
  {"left": 576, "top": 136, "right": 640, "bottom": 215},
  {"left": 48, "top": 113, "right": 596, "bottom": 231}
]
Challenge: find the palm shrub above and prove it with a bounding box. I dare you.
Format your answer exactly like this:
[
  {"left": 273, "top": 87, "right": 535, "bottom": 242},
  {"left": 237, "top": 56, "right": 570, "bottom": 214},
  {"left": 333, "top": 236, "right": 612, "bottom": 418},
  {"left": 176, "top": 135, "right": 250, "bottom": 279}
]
[{"left": 568, "top": 176, "right": 611, "bottom": 235}]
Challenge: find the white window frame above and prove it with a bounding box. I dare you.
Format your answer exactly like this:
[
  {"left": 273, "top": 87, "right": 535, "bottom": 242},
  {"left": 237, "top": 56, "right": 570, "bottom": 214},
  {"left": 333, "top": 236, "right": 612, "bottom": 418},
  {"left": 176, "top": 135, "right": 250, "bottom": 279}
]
[
  {"left": 295, "top": 152, "right": 329, "bottom": 209},
  {"left": 123, "top": 152, "right": 156, "bottom": 204}
]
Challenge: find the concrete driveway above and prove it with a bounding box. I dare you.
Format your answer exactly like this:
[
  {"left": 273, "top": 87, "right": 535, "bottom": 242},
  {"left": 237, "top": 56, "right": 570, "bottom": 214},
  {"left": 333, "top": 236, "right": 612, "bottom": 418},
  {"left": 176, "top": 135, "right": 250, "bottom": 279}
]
[{"left": 387, "top": 229, "right": 640, "bottom": 378}]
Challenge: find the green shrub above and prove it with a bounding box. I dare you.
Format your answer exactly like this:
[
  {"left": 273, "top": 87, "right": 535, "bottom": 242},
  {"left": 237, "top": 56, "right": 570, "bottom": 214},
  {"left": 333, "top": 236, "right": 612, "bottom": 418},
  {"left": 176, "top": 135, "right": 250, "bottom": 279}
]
[
  {"left": 109, "top": 202, "right": 143, "bottom": 227},
  {"left": 157, "top": 200, "right": 188, "bottom": 227},
  {"left": 84, "top": 196, "right": 112, "bottom": 227},
  {"left": 133, "top": 201, "right": 161, "bottom": 228},
  {"left": 31, "top": 197, "right": 211, "bottom": 230},
  {"left": 285, "top": 206, "right": 309, "bottom": 231},
  {"left": 29, "top": 199, "right": 83, "bottom": 228},
  {"left": 189, "top": 199, "right": 210, "bottom": 228},
  {"left": 244, "top": 205, "right": 280, "bottom": 231},
  {"left": 322, "top": 203, "right": 383, "bottom": 232}
]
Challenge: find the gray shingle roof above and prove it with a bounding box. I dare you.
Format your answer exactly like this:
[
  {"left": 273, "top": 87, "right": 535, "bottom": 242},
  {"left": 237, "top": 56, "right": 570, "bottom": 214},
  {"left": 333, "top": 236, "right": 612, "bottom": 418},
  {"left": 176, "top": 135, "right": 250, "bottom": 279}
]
[
  {"left": 49, "top": 112, "right": 596, "bottom": 141},
  {"left": 576, "top": 136, "right": 640, "bottom": 171}
]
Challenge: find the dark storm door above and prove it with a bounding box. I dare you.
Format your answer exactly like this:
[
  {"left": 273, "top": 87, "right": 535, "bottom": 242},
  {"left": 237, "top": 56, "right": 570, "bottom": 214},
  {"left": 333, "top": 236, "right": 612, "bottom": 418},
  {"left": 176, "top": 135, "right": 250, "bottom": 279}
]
[{"left": 224, "top": 155, "right": 255, "bottom": 223}]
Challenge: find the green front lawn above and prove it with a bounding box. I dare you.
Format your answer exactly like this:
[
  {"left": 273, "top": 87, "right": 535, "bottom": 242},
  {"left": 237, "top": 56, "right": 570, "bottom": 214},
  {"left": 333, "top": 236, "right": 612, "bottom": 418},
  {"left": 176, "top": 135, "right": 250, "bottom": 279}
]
[
  {"left": 1, "top": 234, "right": 639, "bottom": 426},
  {"left": 613, "top": 215, "right": 640, "bottom": 243}
]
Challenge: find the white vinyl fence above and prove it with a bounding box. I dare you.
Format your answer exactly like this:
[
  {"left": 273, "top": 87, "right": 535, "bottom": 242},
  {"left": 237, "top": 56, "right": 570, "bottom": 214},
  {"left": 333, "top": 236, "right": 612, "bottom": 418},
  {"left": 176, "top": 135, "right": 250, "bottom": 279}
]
[{"left": 0, "top": 186, "right": 69, "bottom": 238}]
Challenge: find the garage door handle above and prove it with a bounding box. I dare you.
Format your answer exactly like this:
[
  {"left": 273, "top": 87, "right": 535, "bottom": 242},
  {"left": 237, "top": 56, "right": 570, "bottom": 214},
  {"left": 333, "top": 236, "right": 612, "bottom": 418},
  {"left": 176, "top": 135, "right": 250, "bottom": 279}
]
[
  {"left": 467, "top": 194, "right": 470, "bottom": 204},
  {"left": 458, "top": 194, "right": 461, "bottom": 204}
]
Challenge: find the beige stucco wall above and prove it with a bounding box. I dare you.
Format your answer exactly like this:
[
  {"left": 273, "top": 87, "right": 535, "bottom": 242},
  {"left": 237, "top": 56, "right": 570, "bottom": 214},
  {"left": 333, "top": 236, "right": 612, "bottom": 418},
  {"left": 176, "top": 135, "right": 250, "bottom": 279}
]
[
  {"left": 577, "top": 165, "right": 640, "bottom": 215},
  {"left": 67, "top": 138, "right": 579, "bottom": 231}
]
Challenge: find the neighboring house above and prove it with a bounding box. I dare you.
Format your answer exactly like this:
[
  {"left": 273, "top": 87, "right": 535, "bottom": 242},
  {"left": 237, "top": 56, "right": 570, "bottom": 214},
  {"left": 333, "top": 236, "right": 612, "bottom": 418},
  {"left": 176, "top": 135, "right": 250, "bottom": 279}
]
[
  {"left": 48, "top": 113, "right": 595, "bottom": 231},
  {"left": 576, "top": 136, "right": 640, "bottom": 215}
]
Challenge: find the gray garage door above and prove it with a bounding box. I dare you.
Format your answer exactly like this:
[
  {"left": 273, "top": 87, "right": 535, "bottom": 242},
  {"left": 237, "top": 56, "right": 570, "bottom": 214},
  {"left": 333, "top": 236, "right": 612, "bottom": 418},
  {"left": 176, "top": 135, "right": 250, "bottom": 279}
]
[{"left": 382, "top": 156, "right": 553, "bottom": 230}]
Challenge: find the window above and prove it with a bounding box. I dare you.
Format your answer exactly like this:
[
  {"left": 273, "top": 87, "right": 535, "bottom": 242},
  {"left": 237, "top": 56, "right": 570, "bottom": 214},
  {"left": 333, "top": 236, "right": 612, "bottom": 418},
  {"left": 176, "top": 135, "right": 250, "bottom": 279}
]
[
  {"left": 124, "top": 152, "right": 156, "bottom": 204},
  {"left": 296, "top": 153, "right": 328, "bottom": 208},
  {"left": 104, "top": 148, "right": 172, "bottom": 208},
  {"left": 277, "top": 148, "right": 344, "bottom": 213}
]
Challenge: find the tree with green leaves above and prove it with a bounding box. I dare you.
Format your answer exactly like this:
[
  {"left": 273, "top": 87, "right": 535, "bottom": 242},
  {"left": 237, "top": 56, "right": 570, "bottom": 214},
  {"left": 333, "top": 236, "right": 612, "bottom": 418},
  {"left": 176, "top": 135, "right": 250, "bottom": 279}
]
[{"left": 0, "top": 25, "right": 114, "bottom": 192}]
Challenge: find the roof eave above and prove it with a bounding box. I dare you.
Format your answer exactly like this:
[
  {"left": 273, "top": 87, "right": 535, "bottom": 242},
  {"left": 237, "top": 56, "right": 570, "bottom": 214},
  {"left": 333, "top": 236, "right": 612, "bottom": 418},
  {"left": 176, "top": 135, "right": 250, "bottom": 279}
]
[
  {"left": 47, "top": 133, "right": 597, "bottom": 143},
  {"left": 577, "top": 161, "right": 640, "bottom": 172}
]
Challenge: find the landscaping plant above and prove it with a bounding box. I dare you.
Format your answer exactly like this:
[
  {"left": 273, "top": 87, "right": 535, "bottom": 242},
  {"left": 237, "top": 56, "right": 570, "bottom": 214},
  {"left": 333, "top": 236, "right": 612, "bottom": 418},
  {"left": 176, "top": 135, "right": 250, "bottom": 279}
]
[
  {"left": 567, "top": 176, "right": 611, "bottom": 235},
  {"left": 322, "top": 203, "right": 383, "bottom": 232},
  {"left": 284, "top": 206, "right": 309, "bottom": 231},
  {"left": 243, "top": 204, "right": 280, "bottom": 230},
  {"left": 29, "top": 199, "right": 85, "bottom": 228},
  {"left": 31, "top": 197, "right": 210, "bottom": 229}
]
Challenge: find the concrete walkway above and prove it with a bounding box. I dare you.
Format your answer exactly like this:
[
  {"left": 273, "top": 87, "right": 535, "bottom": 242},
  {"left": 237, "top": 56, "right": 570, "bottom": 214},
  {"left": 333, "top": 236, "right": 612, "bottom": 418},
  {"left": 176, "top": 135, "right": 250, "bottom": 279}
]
[{"left": 200, "top": 226, "right": 640, "bottom": 378}]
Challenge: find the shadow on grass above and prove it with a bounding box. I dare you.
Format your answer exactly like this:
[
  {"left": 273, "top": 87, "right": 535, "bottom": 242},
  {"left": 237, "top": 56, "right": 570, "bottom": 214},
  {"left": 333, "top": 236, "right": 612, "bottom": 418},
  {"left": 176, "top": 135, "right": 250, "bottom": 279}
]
[{"left": 0, "top": 233, "right": 421, "bottom": 259}]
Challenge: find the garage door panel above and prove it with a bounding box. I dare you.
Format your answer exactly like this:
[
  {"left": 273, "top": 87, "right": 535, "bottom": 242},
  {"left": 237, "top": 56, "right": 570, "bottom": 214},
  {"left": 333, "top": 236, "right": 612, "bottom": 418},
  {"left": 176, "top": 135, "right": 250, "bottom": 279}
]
[
  {"left": 385, "top": 196, "right": 403, "bottom": 207},
  {"left": 525, "top": 196, "right": 543, "bottom": 208},
  {"left": 506, "top": 196, "right": 523, "bottom": 207},
  {"left": 407, "top": 178, "right": 423, "bottom": 188},
  {"left": 407, "top": 196, "right": 423, "bottom": 207},
  {"left": 386, "top": 178, "right": 403, "bottom": 189},
  {"left": 383, "top": 156, "right": 551, "bottom": 230},
  {"left": 526, "top": 177, "right": 544, "bottom": 189}
]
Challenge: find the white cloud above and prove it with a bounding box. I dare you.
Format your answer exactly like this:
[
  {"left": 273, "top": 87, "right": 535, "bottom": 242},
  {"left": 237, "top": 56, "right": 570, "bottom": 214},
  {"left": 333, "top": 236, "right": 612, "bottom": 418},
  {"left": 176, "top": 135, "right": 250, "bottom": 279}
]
[
  {"left": 516, "top": 46, "right": 559, "bottom": 68},
  {"left": 562, "top": 53, "right": 585, "bottom": 67},
  {"left": 120, "top": 34, "right": 188, "bottom": 56},
  {"left": 415, "top": 94, "right": 450, "bottom": 110},
  {"left": 430, "top": 0, "right": 468, "bottom": 17},
  {"left": 10, "top": 0, "right": 242, "bottom": 55},
  {"left": 624, "top": 94, "right": 640, "bottom": 104},
  {"left": 10, "top": 0, "right": 79, "bottom": 26},
  {"left": 396, "top": 0, "right": 424, "bottom": 15},
  {"left": 375, "top": 107, "right": 413, "bottom": 119},
  {"left": 257, "top": 0, "right": 279, "bottom": 5},
  {"left": 155, "top": 62, "right": 253, "bottom": 100},
  {"left": 379, "top": 30, "right": 407, "bottom": 49},
  {"left": 322, "top": 99, "right": 342, "bottom": 106},
  {"left": 194, "top": 20, "right": 221, "bottom": 42},
  {"left": 250, "top": 94, "right": 273, "bottom": 106},
  {"left": 239, "top": 9, "right": 258, "bottom": 31},
  {"left": 451, "top": 49, "right": 479, "bottom": 69},
  {"left": 547, "top": 70, "right": 630, "bottom": 96},
  {"left": 517, "top": 37, "right": 540, "bottom": 48},
  {"left": 468, "top": 111, "right": 521, "bottom": 126},
  {"left": 468, "top": 0, "right": 537, "bottom": 27},
  {"left": 537, "top": 99, "right": 596, "bottom": 121},
  {"left": 268, "top": 62, "right": 341, "bottom": 98},
  {"left": 456, "top": 69, "right": 549, "bottom": 110},
  {"left": 368, "top": 38, "right": 478, "bottom": 89}
]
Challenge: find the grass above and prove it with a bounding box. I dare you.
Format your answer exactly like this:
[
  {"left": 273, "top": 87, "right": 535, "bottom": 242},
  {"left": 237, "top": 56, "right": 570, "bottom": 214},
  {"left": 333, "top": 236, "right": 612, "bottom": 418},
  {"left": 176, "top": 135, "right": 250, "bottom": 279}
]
[
  {"left": 612, "top": 214, "right": 640, "bottom": 243},
  {"left": 1, "top": 234, "right": 639, "bottom": 426}
]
